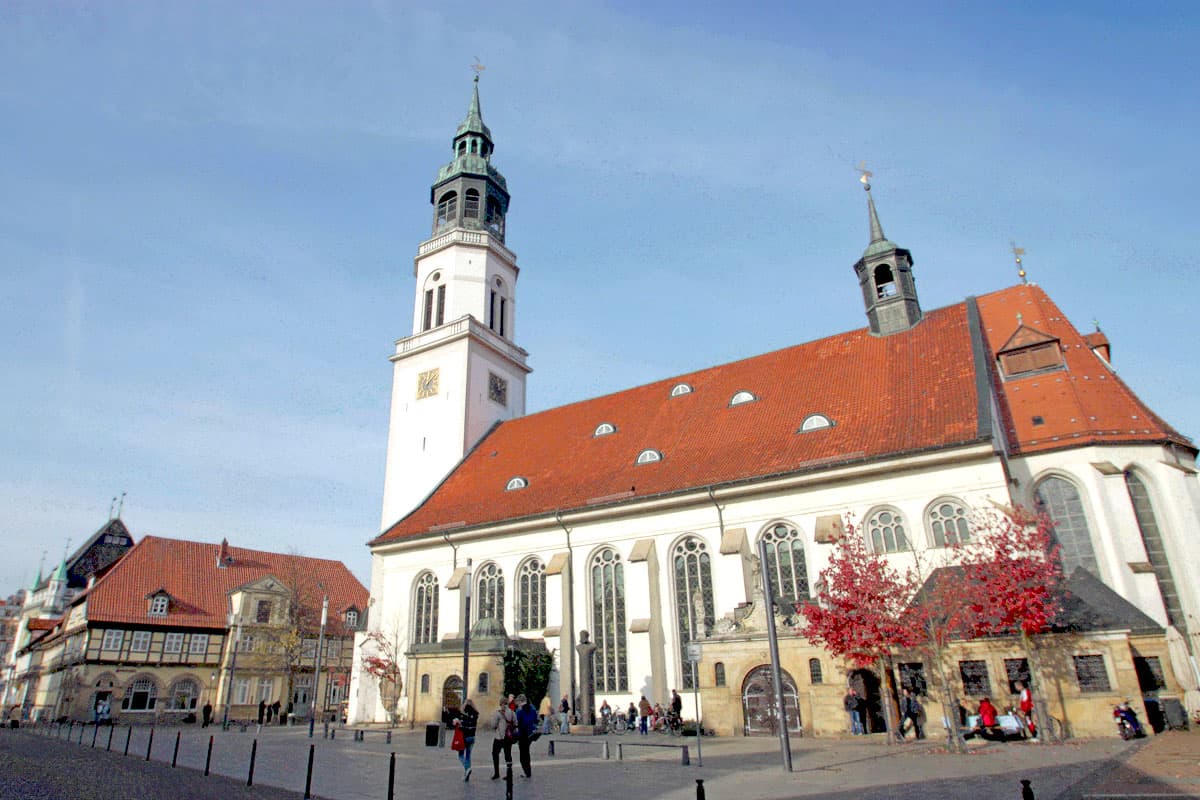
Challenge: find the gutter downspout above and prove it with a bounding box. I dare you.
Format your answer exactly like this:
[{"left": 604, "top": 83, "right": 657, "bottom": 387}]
[
  {"left": 555, "top": 511, "right": 576, "bottom": 722},
  {"left": 707, "top": 487, "right": 726, "bottom": 539}
]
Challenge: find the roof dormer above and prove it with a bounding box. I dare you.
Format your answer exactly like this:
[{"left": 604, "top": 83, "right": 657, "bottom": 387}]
[{"left": 996, "top": 321, "right": 1064, "bottom": 379}]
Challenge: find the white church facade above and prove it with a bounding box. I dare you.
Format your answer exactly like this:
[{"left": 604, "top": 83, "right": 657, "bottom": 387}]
[{"left": 349, "top": 80, "right": 1200, "bottom": 738}]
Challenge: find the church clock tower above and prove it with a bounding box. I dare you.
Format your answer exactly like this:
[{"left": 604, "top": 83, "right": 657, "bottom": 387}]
[{"left": 379, "top": 77, "right": 531, "bottom": 529}]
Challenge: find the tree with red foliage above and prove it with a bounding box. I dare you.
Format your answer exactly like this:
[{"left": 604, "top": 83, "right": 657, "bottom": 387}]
[
  {"left": 801, "top": 522, "right": 919, "bottom": 743},
  {"left": 959, "top": 508, "right": 1063, "bottom": 742},
  {"left": 360, "top": 618, "right": 407, "bottom": 725}
]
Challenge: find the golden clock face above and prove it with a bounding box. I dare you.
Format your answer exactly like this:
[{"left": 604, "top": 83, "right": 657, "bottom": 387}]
[{"left": 416, "top": 368, "right": 439, "bottom": 399}]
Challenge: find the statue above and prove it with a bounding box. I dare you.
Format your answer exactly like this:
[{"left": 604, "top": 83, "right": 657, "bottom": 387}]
[{"left": 576, "top": 630, "right": 598, "bottom": 726}]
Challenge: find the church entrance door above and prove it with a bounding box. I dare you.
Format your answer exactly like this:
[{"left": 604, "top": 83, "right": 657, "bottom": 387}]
[
  {"left": 849, "top": 668, "right": 886, "bottom": 733},
  {"left": 441, "top": 676, "right": 463, "bottom": 723},
  {"left": 741, "top": 665, "right": 801, "bottom": 736}
]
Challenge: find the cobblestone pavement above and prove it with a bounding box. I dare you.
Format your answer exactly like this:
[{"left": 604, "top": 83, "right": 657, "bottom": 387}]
[{"left": 2, "top": 722, "right": 1197, "bottom": 800}]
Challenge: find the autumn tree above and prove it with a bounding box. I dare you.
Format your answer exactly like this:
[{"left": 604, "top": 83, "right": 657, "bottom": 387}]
[
  {"left": 360, "top": 613, "right": 407, "bottom": 725},
  {"left": 801, "top": 522, "right": 919, "bottom": 743}
]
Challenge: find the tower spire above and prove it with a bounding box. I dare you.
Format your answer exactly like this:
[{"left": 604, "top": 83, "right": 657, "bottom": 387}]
[
  {"left": 851, "top": 164, "right": 922, "bottom": 336},
  {"left": 867, "top": 187, "right": 887, "bottom": 243}
]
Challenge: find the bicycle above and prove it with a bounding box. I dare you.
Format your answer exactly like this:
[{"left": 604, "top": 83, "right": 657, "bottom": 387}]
[
  {"left": 654, "top": 713, "right": 683, "bottom": 736},
  {"left": 601, "top": 714, "right": 628, "bottom": 734}
]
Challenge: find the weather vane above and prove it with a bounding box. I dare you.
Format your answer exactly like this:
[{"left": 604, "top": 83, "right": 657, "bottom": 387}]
[
  {"left": 471, "top": 58, "right": 486, "bottom": 81},
  {"left": 1010, "top": 241, "right": 1028, "bottom": 284},
  {"left": 855, "top": 160, "right": 873, "bottom": 191}
]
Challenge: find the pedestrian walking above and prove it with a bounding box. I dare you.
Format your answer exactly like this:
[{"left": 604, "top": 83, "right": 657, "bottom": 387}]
[
  {"left": 844, "top": 688, "right": 864, "bottom": 735},
  {"left": 515, "top": 694, "right": 538, "bottom": 778},
  {"left": 638, "top": 695, "right": 652, "bottom": 735},
  {"left": 1016, "top": 681, "right": 1036, "bottom": 738},
  {"left": 450, "top": 698, "right": 478, "bottom": 782},
  {"left": 539, "top": 695, "right": 553, "bottom": 734},
  {"left": 559, "top": 694, "right": 570, "bottom": 734},
  {"left": 899, "top": 688, "right": 924, "bottom": 740},
  {"left": 489, "top": 697, "right": 515, "bottom": 780},
  {"left": 258, "top": 699, "right": 266, "bottom": 725}
]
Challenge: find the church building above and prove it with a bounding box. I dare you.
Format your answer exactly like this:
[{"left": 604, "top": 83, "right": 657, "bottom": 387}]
[{"left": 349, "top": 80, "right": 1200, "bottom": 738}]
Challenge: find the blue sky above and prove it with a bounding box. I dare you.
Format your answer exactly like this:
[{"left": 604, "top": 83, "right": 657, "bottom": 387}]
[{"left": 2, "top": 2, "right": 1197, "bottom": 590}]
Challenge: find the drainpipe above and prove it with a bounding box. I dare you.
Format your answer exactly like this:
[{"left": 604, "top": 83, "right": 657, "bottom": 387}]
[
  {"left": 706, "top": 487, "right": 726, "bottom": 538},
  {"left": 555, "top": 511, "right": 576, "bottom": 721}
]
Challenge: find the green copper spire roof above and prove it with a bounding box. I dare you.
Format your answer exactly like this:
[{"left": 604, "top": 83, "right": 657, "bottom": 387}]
[
  {"left": 456, "top": 75, "right": 492, "bottom": 141},
  {"left": 52, "top": 558, "right": 68, "bottom": 583},
  {"left": 862, "top": 186, "right": 900, "bottom": 259}
]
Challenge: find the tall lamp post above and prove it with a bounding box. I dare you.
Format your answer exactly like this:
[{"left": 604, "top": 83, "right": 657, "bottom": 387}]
[
  {"left": 461, "top": 559, "right": 472, "bottom": 706},
  {"left": 310, "top": 595, "right": 328, "bottom": 723},
  {"left": 221, "top": 612, "right": 243, "bottom": 730}
]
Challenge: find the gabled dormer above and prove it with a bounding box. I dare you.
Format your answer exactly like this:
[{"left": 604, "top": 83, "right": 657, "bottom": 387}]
[
  {"left": 145, "top": 588, "right": 172, "bottom": 617},
  {"left": 996, "top": 321, "right": 1064, "bottom": 379}
]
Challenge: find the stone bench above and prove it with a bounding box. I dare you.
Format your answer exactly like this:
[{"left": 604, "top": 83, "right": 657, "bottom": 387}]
[{"left": 616, "top": 740, "right": 691, "bottom": 765}]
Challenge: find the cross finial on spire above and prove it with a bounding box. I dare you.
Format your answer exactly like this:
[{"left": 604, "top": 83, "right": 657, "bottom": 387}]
[
  {"left": 856, "top": 160, "right": 873, "bottom": 192},
  {"left": 1011, "top": 241, "right": 1028, "bottom": 284},
  {"left": 471, "top": 58, "right": 486, "bottom": 82}
]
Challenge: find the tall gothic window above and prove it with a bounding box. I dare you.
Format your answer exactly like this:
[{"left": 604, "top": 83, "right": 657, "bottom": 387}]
[
  {"left": 475, "top": 562, "right": 505, "bottom": 629},
  {"left": 590, "top": 548, "right": 627, "bottom": 692},
  {"left": 1125, "top": 471, "right": 1184, "bottom": 627},
  {"left": 926, "top": 498, "right": 971, "bottom": 547},
  {"left": 866, "top": 508, "right": 909, "bottom": 554},
  {"left": 516, "top": 558, "right": 546, "bottom": 631},
  {"left": 761, "top": 523, "right": 810, "bottom": 600},
  {"left": 1034, "top": 476, "right": 1099, "bottom": 576},
  {"left": 673, "top": 536, "right": 714, "bottom": 689},
  {"left": 413, "top": 571, "right": 439, "bottom": 645}
]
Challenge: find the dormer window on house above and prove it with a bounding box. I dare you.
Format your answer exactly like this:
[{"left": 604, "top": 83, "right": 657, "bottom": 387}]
[
  {"left": 594, "top": 423, "right": 616, "bottom": 437},
  {"left": 670, "top": 383, "right": 693, "bottom": 397},
  {"left": 345, "top": 609, "right": 359, "bottom": 628},
  {"left": 799, "top": 413, "right": 834, "bottom": 432},
  {"left": 506, "top": 476, "right": 528, "bottom": 491},
  {"left": 729, "top": 390, "right": 757, "bottom": 406},
  {"left": 148, "top": 594, "right": 169, "bottom": 617},
  {"left": 996, "top": 324, "right": 1065, "bottom": 379},
  {"left": 636, "top": 449, "right": 662, "bottom": 465}
]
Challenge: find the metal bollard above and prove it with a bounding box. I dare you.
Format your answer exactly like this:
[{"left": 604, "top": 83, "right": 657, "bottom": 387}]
[
  {"left": 617, "top": 742, "right": 624, "bottom": 760},
  {"left": 172, "top": 730, "right": 181, "bottom": 767},
  {"left": 505, "top": 762, "right": 513, "bottom": 800},
  {"left": 145, "top": 727, "right": 155, "bottom": 761},
  {"left": 78, "top": 724, "right": 85, "bottom": 745},
  {"left": 386, "top": 730, "right": 392, "bottom": 744},
  {"left": 387, "top": 751, "right": 396, "bottom": 800},
  {"left": 204, "top": 735, "right": 213, "bottom": 776},
  {"left": 92, "top": 725, "right": 99, "bottom": 748},
  {"left": 681, "top": 745, "right": 690, "bottom": 766},
  {"left": 323, "top": 721, "right": 329, "bottom": 739},
  {"left": 1021, "top": 779, "right": 1035, "bottom": 800},
  {"left": 68, "top": 721, "right": 74, "bottom": 741},
  {"left": 603, "top": 739, "right": 611, "bottom": 760},
  {"left": 106, "top": 725, "right": 114, "bottom": 751},
  {"left": 308, "top": 718, "right": 315, "bottom": 739},
  {"left": 696, "top": 779, "right": 706, "bottom": 800},
  {"left": 304, "top": 743, "right": 315, "bottom": 799},
  {"left": 247, "top": 738, "right": 258, "bottom": 787},
  {"left": 124, "top": 726, "right": 132, "bottom": 756},
  {"left": 548, "top": 739, "right": 556, "bottom": 756}
]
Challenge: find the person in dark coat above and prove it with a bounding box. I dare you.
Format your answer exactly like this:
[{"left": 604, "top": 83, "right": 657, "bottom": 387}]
[
  {"left": 257, "top": 700, "right": 266, "bottom": 724},
  {"left": 899, "top": 688, "right": 924, "bottom": 740},
  {"left": 451, "top": 698, "right": 479, "bottom": 782},
  {"left": 202, "top": 702, "right": 213, "bottom": 728},
  {"left": 514, "top": 695, "right": 538, "bottom": 778}
]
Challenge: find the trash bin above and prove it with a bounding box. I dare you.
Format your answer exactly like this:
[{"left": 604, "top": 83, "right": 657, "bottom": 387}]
[{"left": 425, "top": 722, "right": 440, "bottom": 747}]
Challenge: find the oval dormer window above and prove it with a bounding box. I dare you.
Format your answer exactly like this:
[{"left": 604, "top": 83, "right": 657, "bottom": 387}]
[
  {"left": 799, "top": 414, "right": 834, "bottom": 432},
  {"left": 670, "top": 383, "right": 693, "bottom": 397},
  {"left": 636, "top": 449, "right": 662, "bottom": 465},
  {"left": 505, "top": 477, "right": 528, "bottom": 491},
  {"left": 594, "top": 423, "right": 616, "bottom": 437},
  {"left": 730, "top": 391, "right": 757, "bottom": 406}
]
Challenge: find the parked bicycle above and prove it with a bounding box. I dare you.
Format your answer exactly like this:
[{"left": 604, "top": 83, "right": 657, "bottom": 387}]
[
  {"left": 654, "top": 712, "right": 683, "bottom": 736},
  {"left": 601, "top": 713, "right": 628, "bottom": 734}
]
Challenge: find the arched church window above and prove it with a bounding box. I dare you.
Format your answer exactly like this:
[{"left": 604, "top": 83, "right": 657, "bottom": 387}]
[
  {"left": 464, "top": 189, "right": 480, "bottom": 219},
  {"left": 413, "top": 571, "right": 439, "bottom": 645},
  {"left": 436, "top": 191, "right": 458, "bottom": 229},
  {"left": 1124, "top": 471, "right": 1182, "bottom": 625},
  {"left": 760, "top": 523, "right": 809, "bottom": 600},
  {"left": 1034, "top": 476, "right": 1099, "bottom": 577},
  {"left": 874, "top": 263, "right": 897, "bottom": 298},
  {"left": 475, "top": 562, "right": 505, "bottom": 630},
  {"left": 714, "top": 662, "right": 726, "bottom": 687},
  {"left": 672, "top": 536, "right": 714, "bottom": 689},
  {"left": 926, "top": 498, "right": 971, "bottom": 547},
  {"left": 866, "top": 508, "right": 909, "bottom": 554},
  {"left": 590, "top": 548, "right": 628, "bottom": 692},
  {"left": 457, "top": 141, "right": 466, "bottom": 157},
  {"left": 809, "top": 658, "right": 823, "bottom": 684},
  {"left": 516, "top": 558, "right": 546, "bottom": 631}
]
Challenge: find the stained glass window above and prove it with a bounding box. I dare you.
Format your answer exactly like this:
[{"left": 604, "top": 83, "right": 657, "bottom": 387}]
[
  {"left": 1125, "top": 472, "right": 1183, "bottom": 627},
  {"left": 517, "top": 558, "right": 546, "bottom": 631},
  {"left": 413, "top": 571, "right": 439, "bottom": 645},
  {"left": 927, "top": 499, "right": 971, "bottom": 547},
  {"left": 475, "top": 562, "right": 505, "bottom": 629},
  {"left": 673, "top": 536, "right": 714, "bottom": 689},
  {"left": 1034, "top": 477, "right": 1099, "bottom": 576},
  {"left": 761, "top": 524, "right": 809, "bottom": 600},
  {"left": 866, "top": 508, "right": 909, "bottom": 554},
  {"left": 591, "top": 548, "right": 627, "bottom": 692}
]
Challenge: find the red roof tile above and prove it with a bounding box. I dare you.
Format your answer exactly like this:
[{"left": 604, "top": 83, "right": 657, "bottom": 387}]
[
  {"left": 85, "top": 536, "right": 367, "bottom": 632},
  {"left": 976, "top": 285, "right": 1189, "bottom": 455},
  {"left": 27, "top": 618, "right": 60, "bottom": 631}
]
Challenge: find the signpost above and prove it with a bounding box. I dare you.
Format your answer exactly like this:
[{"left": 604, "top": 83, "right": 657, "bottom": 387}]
[{"left": 686, "top": 641, "right": 703, "bottom": 766}]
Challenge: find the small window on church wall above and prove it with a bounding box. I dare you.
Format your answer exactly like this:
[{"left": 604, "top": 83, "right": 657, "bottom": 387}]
[
  {"left": 799, "top": 414, "right": 833, "bottom": 432},
  {"left": 594, "top": 423, "right": 616, "bottom": 437},
  {"left": 636, "top": 449, "right": 662, "bottom": 465},
  {"left": 420, "top": 674, "right": 431, "bottom": 694},
  {"left": 808, "top": 658, "right": 823, "bottom": 684},
  {"left": 670, "top": 383, "right": 693, "bottom": 397},
  {"left": 874, "top": 263, "right": 897, "bottom": 298},
  {"left": 729, "top": 391, "right": 757, "bottom": 406},
  {"left": 714, "top": 662, "right": 726, "bottom": 687},
  {"left": 506, "top": 477, "right": 528, "bottom": 491}
]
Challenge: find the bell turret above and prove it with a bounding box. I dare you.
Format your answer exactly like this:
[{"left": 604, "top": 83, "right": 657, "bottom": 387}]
[{"left": 852, "top": 174, "right": 922, "bottom": 336}]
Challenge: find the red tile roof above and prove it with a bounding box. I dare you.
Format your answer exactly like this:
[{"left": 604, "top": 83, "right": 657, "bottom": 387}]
[
  {"left": 376, "top": 284, "right": 1189, "bottom": 545},
  {"left": 27, "top": 618, "right": 60, "bottom": 631},
  {"left": 976, "top": 284, "right": 1189, "bottom": 455},
  {"left": 84, "top": 536, "right": 367, "bottom": 632}
]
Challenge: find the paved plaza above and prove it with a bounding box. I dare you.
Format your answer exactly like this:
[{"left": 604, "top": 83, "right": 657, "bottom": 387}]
[{"left": 1, "top": 723, "right": 1197, "bottom": 800}]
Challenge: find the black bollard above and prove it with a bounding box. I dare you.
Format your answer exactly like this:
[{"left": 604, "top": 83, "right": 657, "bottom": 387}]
[
  {"left": 106, "top": 725, "right": 114, "bottom": 751},
  {"left": 172, "top": 730, "right": 181, "bottom": 767},
  {"left": 323, "top": 721, "right": 329, "bottom": 739},
  {"left": 505, "top": 761, "right": 513, "bottom": 800},
  {"left": 1021, "top": 779, "right": 1035, "bottom": 800},
  {"left": 146, "top": 726, "right": 155, "bottom": 761},
  {"left": 330, "top": 727, "right": 335, "bottom": 740},
  {"left": 386, "top": 730, "right": 392, "bottom": 744},
  {"left": 78, "top": 723, "right": 86, "bottom": 744},
  {"left": 68, "top": 721, "right": 74, "bottom": 741},
  {"left": 92, "top": 724, "right": 99, "bottom": 748},
  {"left": 247, "top": 739, "right": 258, "bottom": 786},
  {"left": 308, "top": 718, "right": 315, "bottom": 739},
  {"left": 124, "top": 726, "right": 132, "bottom": 756},
  {"left": 696, "top": 778, "right": 706, "bottom": 800},
  {"left": 204, "top": 735, "right": 214, "bottom": 776},
  {"left": 304, "top": 743, "right": 315, "bottom": 799},
  {"left": 387, "top": 751, "right": 396, "bottom": 800}
]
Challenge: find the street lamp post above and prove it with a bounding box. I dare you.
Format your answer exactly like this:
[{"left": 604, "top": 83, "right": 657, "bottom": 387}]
[
  {"left": 310, "top": 595, "right": 328, "bottom": 723},
  {"left": 221, "top": 613, "right": 243, "bottom": 730},
  {"left": 461, "top": 559, "right": 472, "bottom": 706}
]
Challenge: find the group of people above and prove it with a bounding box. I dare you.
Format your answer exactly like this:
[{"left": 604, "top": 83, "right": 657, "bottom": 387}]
[
  {"left": 447, "top": 693, "right": 539, "bottom": 783},
  {"left": 255, "top": 699, "right": 290, "bottom": 726},
  {"left": 597, "top": 689, "right": 683, "bottom": 734}
]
